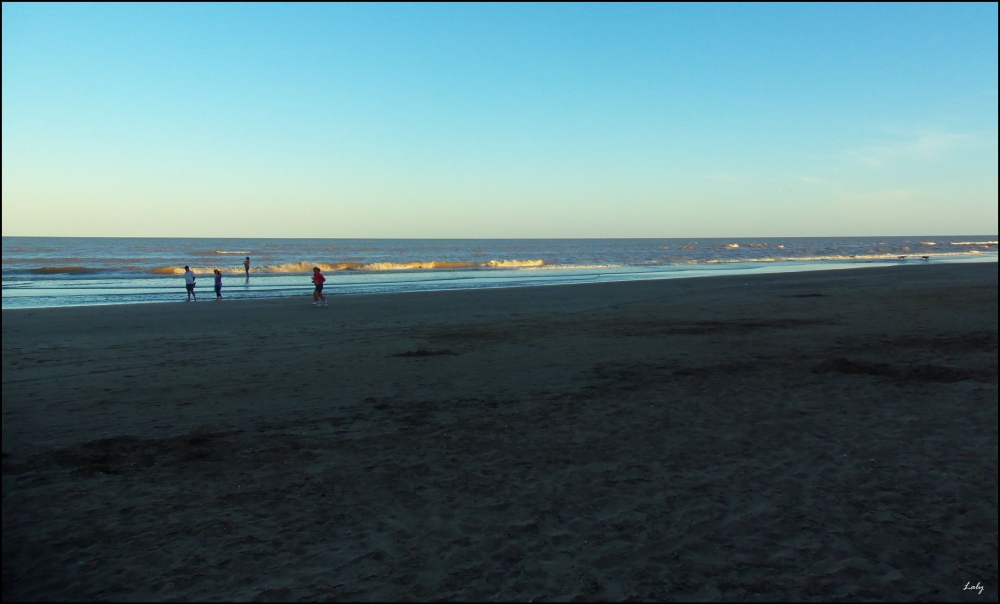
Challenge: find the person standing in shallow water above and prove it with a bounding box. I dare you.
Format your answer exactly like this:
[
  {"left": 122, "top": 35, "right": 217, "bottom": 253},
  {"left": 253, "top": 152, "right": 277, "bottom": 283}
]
[
  {"left": 214, "top": 269, "right": 223, "bottom": 301},
  {"left": 184, "top": 266, "right": 197, "bottom": 301},
  {"left": 312, "top": 267, "right": 328, "bottom": 307},
  {"left": 244, "top": 256, "right": 250, "bottom": 280}
]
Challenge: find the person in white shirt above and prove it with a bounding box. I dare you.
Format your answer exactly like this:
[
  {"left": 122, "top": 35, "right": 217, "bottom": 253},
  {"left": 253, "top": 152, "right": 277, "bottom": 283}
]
[{"left": 184, "top": 266, "right": 197, "bottom": 301}]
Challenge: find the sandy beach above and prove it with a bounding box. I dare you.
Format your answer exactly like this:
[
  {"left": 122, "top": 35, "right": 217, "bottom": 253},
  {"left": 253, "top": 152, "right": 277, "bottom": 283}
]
[{"left": 2, "top": 262, "right": 997, "bottom": 601}]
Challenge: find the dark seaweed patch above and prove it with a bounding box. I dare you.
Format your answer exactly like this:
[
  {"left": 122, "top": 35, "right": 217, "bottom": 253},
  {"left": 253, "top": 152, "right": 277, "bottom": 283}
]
[
  {"left": 812, "top": 358, "right": 982, "bottom": 383},
  {"left": 47, "top": 431, "right": 240, "bottom": 474},
  {"left": 589, "top": 361, "right": 756, "bottom": 391},
  {"left": 613, "top": 318, "right": 832, "bottom": 337},
  {"left": 393, "top": 348, "right": 459, "bottom": 357},
  {"left": 672, "top": 362, "right": 757, "bottom": 377}
]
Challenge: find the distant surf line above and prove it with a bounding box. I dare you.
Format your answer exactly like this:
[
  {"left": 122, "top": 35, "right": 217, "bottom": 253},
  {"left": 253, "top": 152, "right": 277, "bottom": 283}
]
[{"left": 13, "top": 249, "right": 996, "bottom": 277}]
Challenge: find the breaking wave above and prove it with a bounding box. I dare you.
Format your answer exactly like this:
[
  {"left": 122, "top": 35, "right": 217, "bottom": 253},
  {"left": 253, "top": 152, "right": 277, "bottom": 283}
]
[{"left": 152, "top": 259, "right": 546, "bottom": 275}]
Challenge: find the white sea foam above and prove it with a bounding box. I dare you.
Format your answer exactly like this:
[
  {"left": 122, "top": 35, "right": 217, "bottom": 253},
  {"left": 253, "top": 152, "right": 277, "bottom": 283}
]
[
  {"left": 537, "top": 263, "right": 626, "bottom": 270},
  {"left": 483, "top": 259, "right": 545, "bottom": 268},
  {"left": 950, "top": 241, "right": 997, "bottom": 246}
]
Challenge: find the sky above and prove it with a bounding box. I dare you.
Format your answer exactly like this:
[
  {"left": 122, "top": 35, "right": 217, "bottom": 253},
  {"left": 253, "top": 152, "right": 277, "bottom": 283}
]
[{"left": 2, "top": 2, "right": 997, "bottom": 238}]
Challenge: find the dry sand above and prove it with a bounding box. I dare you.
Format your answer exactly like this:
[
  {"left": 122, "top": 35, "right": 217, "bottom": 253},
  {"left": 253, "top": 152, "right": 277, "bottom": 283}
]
[{"left": 2, "top": 263, "right": 997, "bottom": 601}]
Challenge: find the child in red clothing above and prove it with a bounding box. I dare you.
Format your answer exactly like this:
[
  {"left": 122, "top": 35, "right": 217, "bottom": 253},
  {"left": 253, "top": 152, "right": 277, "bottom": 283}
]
[{"left": 312, "top": 267, "right": 327, "bottom": 306}]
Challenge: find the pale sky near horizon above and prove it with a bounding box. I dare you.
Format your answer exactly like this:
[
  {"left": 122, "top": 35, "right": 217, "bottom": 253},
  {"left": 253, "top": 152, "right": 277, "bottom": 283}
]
[{"left": 2, "top": 3, "right": 997, "bottom": 238}]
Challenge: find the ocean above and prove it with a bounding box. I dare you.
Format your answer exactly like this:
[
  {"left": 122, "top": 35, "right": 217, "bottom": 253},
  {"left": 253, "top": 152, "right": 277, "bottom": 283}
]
[{"left": 2, "top": 236, "right": 996, "bottom": 309}]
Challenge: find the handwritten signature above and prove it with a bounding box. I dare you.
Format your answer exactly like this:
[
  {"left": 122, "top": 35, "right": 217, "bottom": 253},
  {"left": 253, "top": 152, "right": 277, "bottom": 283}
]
[{"left": 963, "top": 582, "right": 984, "bottom": 595}]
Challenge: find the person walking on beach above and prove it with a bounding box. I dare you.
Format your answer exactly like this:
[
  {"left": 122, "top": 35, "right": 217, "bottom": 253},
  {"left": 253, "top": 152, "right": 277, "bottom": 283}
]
[
  {"left": 214, "top": 269, "right": 223, "bottom": 301},
  {"left": 184, "top": 266, "right": 197, "bottom": 301},
  {"left": 244, "top": 256, "right": 251, "bottom": 280},
  {"left": 312, "top": 267, "right": 328, "bottom": 307}
]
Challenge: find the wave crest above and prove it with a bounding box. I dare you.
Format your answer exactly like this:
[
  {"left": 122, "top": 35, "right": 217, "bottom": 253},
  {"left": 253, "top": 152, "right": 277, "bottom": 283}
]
[{"left": 151, "top": 259, "right": 546, "bottom": 275}]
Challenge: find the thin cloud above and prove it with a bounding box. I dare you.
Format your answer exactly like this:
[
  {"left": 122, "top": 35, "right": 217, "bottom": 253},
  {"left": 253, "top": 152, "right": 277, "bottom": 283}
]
[{"left": 847, "top": 129, "right": 977, "bottom": 168}]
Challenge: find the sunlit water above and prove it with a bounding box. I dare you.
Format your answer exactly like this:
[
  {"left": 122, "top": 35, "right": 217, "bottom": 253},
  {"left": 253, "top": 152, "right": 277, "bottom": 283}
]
[{"left": 3, "top": 237, "right": 996, "bottom": 309}]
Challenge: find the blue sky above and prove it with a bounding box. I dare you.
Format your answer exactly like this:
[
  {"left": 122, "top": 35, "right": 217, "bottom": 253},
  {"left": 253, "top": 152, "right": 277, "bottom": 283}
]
[{"left": 2, "top": 3, "right": 997, "bottom": 237}]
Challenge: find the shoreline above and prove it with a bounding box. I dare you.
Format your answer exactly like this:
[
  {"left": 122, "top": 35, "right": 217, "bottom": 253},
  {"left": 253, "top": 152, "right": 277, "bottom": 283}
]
[
  {"left": 3, "top": 262, "right": 997, "bottom": 600},
  {"left": 4, "top": 254, "right": 997, "bottom": 311}
]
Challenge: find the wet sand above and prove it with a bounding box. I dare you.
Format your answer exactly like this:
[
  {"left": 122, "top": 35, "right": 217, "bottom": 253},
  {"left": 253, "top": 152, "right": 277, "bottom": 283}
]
[{"left": 2, "top": 263, "right": 997, "bottom": 601}]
